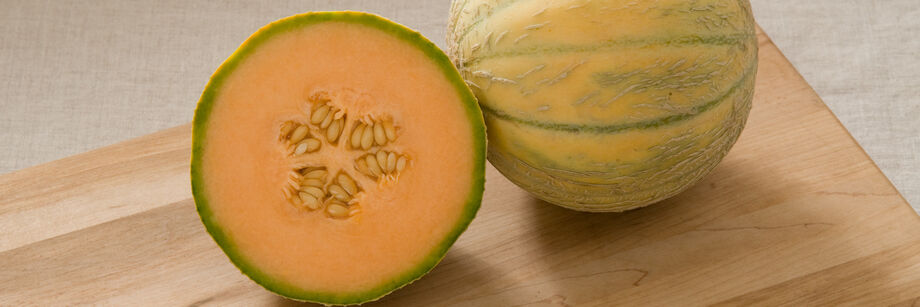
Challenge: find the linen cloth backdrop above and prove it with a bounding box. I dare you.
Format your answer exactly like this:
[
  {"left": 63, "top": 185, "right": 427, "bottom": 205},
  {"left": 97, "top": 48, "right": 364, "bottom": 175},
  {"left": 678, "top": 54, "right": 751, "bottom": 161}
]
[{"left": 1, "top": 0, "right": 917, "bottom": 210}]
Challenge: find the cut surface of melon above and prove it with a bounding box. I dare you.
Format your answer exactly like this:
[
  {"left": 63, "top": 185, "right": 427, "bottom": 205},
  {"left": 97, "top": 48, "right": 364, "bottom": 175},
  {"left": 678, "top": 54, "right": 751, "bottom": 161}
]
[{"left": 191, "top": 12, "right": 485, "bottom": 305}]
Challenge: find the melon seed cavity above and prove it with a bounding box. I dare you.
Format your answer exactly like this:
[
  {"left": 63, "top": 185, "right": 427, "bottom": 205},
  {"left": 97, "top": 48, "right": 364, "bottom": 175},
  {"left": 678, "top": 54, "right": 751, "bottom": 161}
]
[{"left": 277, "top": 93, "right": 411, "bottom": 219}]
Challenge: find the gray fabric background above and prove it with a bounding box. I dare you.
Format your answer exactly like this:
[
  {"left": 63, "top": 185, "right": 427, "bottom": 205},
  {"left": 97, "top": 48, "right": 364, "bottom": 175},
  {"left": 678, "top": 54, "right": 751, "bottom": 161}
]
[{"left": 1, "top": 1, "right": 917, "bottom": 211}]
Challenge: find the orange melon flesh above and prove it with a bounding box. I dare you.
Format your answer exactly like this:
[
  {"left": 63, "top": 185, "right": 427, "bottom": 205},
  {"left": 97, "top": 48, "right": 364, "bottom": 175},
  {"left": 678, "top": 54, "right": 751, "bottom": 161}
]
[{"left": 192, "top": 12, "right": 485, "bottom": 304}]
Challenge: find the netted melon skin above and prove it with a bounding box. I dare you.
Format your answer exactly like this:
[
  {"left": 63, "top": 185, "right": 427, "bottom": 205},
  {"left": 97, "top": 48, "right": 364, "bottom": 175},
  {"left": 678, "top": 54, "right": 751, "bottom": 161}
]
[{"left": 448, "top": 0, "right": 758, "bottom": 211}]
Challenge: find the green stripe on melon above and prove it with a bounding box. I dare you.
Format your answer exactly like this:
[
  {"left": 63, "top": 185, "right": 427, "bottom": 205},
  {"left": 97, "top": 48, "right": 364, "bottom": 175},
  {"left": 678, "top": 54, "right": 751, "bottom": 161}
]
[
  {"left": 461, "top": 33, "right": 754, "bottom": 66},
  {"left": 449, "top": 0, "right": 758, "bottom": 211}
]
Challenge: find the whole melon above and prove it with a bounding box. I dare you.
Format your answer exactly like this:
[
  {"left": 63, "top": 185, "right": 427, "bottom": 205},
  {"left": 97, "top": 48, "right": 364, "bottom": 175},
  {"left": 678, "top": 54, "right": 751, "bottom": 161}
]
[
  {"left": 448, "top": 0, "right": 758, "bottom": 211},
  {"left": 192, "top": 12, "right": 485, "bottom": 305}
]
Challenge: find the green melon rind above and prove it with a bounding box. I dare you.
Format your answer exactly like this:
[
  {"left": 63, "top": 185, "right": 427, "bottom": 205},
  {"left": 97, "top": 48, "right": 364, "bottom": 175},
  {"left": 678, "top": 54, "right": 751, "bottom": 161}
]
[{"left": 191, "top": 11, "right": 486, "bottom": 305}]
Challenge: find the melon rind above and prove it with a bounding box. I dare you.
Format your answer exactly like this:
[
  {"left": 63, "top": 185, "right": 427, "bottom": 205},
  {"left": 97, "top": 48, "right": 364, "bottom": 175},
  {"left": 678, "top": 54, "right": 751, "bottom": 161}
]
[
  {"left": 448, "top": 0, "right": 758, "bottom": 211},
  {"left": 191, "top": 12, "right": 485, "bottom": 305}
]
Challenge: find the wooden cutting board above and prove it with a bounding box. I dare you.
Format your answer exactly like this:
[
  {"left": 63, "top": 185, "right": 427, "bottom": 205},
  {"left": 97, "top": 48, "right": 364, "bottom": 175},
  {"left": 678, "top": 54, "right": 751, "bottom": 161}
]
[{"left": 2, "top": 27, "right": 919, "bottom": 306}]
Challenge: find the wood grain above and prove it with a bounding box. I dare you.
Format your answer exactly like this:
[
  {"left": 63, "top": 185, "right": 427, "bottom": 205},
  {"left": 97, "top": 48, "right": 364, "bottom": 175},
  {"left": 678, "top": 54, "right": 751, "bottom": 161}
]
[{"left": 2, "top": 27, "right": 918, "bottom": 306}]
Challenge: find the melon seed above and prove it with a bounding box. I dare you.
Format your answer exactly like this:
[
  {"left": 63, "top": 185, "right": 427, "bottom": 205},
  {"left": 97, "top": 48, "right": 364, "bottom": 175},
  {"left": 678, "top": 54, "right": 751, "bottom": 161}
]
[
  {"left": 374, "top": 123, "right": 387, "bottom": 146},
  {"left": 366, "top": 154, "right": 383, "bottom": 177},
  {"left": 294, "top": 142, "right": 309, "bottom": 155},
  {"left": 328, "top": 184, "right": 349, "bottom": 201},
  {"left": 282, "top": 185, "right": 293, "bottom": 199},
  {"left": 303, "top": 169, "right": 327, "bottom": 179},
  {"left": 280, "top": 122, "right": 295, "bottom": 139},
  {"left": 337, "top": 174, "right": 357, "bottom": 195},
  {"left": 291, "top": 194, "right": 303, "bottom": 206},
  {"left": 386, "top": 152, "right": 397, "bottom": 173},
  {"left": 351, "top": 123, "right": 365, "bottom": 149},
  {"left": 355, "top": 158, "right": 374, "bottom": 178},
  {"left": 326, "top": 202, "right": 349, "bottom": 218},
  {"left": 376, "top": 151, "right": 388, "bottom": 173},
  {"left": 327, "top": 118, "right": 343, "bottom": 142},
  {"left": 302, "top": 186, "right": 324, "bottom": 199},
  {"left": 311, "top": 105, "right": 330, "bottom": 124},
  {"left": 289, "top": 125, "right": 309, "bottom": 143},
  {"left": 361, "top": 123, "right": 375, "bottom": 150},
  {"left": 396, "top": 156, "right": 407, "bottom": 172},
  {"left": 320, "top": 109, "right": 335, "bottom": 128},
  {"left": 300, "top": 192, "right": 320, "bottom": 210},
  {"left": 301, "top": 178, "right": 324, "bottom": 187},
  {"left": 303, "top": 139, "right": 321, "bottom": 152},
  {"left": 349, "top": 207, "right": 361, "bottom": 216},
  {"left": 383, "top": 120, "right": 396, "bottom": 141}
]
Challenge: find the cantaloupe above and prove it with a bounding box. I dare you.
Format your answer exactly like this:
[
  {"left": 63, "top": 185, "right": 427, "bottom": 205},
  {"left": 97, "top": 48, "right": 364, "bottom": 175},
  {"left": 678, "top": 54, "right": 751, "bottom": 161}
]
[
  {"left": 448, "top": 0, "right": 757, "bottom": 211},
  {"left": 191, "top": 12, "right": 485, "bottom": 305}
]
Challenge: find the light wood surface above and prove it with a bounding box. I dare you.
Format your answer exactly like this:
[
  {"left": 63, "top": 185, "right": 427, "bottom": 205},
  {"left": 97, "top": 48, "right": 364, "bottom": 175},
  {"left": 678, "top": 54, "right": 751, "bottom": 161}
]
[{"left": 2, "top": 28, "right": 918, "bottom": 306}]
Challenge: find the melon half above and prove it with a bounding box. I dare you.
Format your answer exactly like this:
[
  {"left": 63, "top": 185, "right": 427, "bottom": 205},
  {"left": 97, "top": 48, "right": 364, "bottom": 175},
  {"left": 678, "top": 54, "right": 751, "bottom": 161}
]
[{"left": 191, "top": 12, "right": 486, "bottom": 305}]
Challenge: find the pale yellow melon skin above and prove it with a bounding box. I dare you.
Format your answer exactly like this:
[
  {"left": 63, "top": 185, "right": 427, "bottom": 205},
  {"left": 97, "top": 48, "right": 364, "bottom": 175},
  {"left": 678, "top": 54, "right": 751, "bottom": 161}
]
[{"left": 448, "top": 0, "right": 757, "bottom": 211}]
